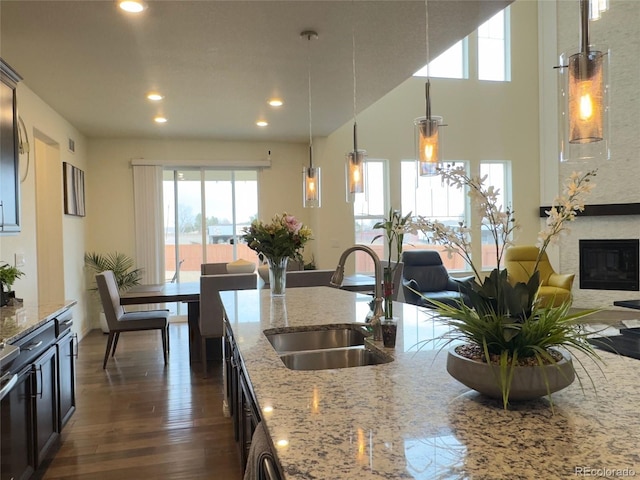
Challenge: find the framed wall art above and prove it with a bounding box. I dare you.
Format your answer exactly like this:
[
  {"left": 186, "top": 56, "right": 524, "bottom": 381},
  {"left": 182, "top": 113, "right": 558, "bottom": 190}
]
[{"left": 63, "top": 161, "right": 85, "bottom": 216}]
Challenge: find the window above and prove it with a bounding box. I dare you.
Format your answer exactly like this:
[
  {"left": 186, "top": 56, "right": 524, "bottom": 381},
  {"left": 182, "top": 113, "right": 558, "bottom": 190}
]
[
  {"left": 413, "top": 7, "right": 510, "bottom": 82},
  {"left": 354, "top": 159, "right": 387, "bottom": 273},
  {"left": 479, "top": 161, "right": 512, "bottom": 269},
  {"left": 478, "top": 8, "right": 510, "bottom": 81},
  {"left": 400, "top": 161, "right": 469, "bottom": 271},
  {"left": 413, "top": 39, "right": 468, "bottom": 79},
  {"left": 163, "top": 168, "right": 258, "bottom": 286}
]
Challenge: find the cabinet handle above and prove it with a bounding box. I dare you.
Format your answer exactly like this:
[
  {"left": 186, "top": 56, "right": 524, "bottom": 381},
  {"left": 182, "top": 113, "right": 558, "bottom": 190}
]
[
  {"left": 62, "top": 319, "right": 73, "bottom": 326},
  {"left": 0, "top": 372, "right": 18, "bottom": 401},
  {"left": 0, "top": 200, "right": 4, "bottom": 229},
  {"left": 33, "top": 365, "right": 43, "bottom": 399},
  {"left": 24, "top": 340, "right": 43, "bottom": 351},
  {"left": 72, "top": 333, "right": 79, "bottom": 358}
]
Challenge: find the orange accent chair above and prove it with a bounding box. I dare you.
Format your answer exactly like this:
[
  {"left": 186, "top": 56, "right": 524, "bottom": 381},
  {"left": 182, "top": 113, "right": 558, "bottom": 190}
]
[{"left": 504, "top": 245, "right": 574, "bottom": 308}]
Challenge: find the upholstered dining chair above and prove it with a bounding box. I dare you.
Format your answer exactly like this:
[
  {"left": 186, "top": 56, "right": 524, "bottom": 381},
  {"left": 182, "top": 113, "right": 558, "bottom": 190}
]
[
  {"left": 96, "top": 270, "right": 170, "bottom": 369},
  {"left": 201, "top": 262, "right": 229, "bottom": 275},
  {"left": 199, "top": 273, "right": 257, "bottom": 377},
  {"left": 285, "top": 269, "right": 335, "bottom": 288}
]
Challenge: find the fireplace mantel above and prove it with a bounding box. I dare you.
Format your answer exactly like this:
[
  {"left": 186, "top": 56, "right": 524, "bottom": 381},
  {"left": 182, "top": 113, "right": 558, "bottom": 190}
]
[{"left": 539, "top": 203, "right": 640, "bottom": 217}]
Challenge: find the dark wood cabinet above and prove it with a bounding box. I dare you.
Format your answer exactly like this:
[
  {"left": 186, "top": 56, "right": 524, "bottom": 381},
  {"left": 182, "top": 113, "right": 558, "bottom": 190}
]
[
  {"left": 1, "top": 308, "right": 76, "bottom": 480},
  {"left": 56, "top": 330, "right": 76, "bottom": 430},
  {"left": 0, "top": 365, "right": 35, "bottom": 480},
  {"left": 0, "top": 58, "right": 22, "bottom": 233},
  {"left": 32, "top": 345, "right": 58, "bottom": 468}
]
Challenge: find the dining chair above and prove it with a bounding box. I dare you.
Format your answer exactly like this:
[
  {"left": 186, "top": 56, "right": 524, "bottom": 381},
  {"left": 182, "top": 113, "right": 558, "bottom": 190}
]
[
  {"left": 285, "top": 270, "right": 335, "bottom": 288},
  {"left": 201, "top": 262, "right": 228, "bottom": 275},
  {"left": 199, "top": 273, "right": 257, "bottom": 377},
  {"left": 96, "top": 270, "right": 170, "bottom": 369}
]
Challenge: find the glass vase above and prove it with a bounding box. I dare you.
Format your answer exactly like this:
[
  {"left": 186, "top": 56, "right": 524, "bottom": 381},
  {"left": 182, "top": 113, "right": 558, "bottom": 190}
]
[
  {"left": 383, "top": 266, "right": 394, "bottom": 319},
  {"left": 267, "top": 257, "right": 289, "bottom": 296}
]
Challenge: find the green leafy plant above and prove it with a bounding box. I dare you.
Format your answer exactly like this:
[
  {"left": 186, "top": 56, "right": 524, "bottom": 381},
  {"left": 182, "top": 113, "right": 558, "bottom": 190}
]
[
  {"left": 0, "top": 262, "right": 25, "bottom": 291},
  {"left": 84, "top": 252, "right": 143, "bottom": 291},
  {"left": 372, "top": 208, "right": 411, "bottom": 318}
]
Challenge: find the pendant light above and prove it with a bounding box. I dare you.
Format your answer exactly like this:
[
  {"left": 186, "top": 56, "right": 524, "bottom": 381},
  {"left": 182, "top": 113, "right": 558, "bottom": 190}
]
[
  {"left": 558, "top": 0, "right": 609, "bottom": 162},
  {"left": 414, "top": 0, "right": 444, "bottom": 176},
  {"left": 345, "top": 18, "right": 366, "bottom": 203},
  {"left": 302, "top": 30, "right": 321, "bottom": 208}
]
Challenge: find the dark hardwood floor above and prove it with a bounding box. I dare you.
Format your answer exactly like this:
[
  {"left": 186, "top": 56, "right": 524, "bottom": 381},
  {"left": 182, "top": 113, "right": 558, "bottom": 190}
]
[{"left": 39, "top": 323, "right": 242, "bottom": 480}]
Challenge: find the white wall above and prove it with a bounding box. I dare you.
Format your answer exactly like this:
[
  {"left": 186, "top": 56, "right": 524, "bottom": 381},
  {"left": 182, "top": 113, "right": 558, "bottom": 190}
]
[
  {"left": 0, "top": 83, "right": 90, "bottom": 338},
  {"left": 313, "top": 0, "right": 541, "bottom": 273}
]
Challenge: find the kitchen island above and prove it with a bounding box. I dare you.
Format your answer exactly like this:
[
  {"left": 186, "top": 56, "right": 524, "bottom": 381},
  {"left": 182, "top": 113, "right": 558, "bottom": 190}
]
[{"left": 221, "top": 287, "right": 640, "bottom": 479}]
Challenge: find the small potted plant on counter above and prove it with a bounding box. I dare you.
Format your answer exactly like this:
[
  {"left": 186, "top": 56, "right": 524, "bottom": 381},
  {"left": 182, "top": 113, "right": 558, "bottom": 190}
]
[{"left": 0, "top": 262, "right": 25, "bottom": 307}]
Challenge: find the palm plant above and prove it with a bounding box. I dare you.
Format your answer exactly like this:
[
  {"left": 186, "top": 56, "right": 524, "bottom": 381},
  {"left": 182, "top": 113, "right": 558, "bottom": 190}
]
[{"left": 84, "top": 252, "right": 143, "bottom": 291}]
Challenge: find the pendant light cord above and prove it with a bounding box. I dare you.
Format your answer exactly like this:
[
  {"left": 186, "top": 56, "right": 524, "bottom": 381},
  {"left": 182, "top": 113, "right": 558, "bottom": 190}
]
[
  {"left": 352, "top": 13, "right": 358, "bottom": 152},
  {"left": 425, "top": 0, "right": 431, "bottom": 121},
  {"left": 307, "top": 34, "right": 314, "bottom": 169}
]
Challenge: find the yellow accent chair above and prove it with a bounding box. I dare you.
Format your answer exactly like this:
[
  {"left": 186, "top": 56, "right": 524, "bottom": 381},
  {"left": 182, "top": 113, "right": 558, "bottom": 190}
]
[{"left": 504, "top": 245, "right": 575, "bottom": 308}]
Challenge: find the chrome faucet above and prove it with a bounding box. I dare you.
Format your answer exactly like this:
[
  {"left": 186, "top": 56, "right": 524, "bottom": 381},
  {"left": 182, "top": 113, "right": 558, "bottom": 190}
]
[{"left": 330, "top": 245, "right": 384, "bottom": 334}]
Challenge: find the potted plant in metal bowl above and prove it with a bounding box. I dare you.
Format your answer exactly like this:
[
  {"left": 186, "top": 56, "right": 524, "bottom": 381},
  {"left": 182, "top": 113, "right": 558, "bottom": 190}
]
[{"left": 410, "top": 166, "right": 601, "bottom": 409}]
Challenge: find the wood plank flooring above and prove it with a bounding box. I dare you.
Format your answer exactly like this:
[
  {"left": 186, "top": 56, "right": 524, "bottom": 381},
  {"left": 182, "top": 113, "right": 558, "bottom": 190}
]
[{"left": 38, "top": 323, "right": 242, "bottom": 480}]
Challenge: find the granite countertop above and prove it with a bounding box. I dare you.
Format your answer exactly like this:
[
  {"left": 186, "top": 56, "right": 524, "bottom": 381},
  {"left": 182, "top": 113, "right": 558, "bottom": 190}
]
[
  {"left": 221, "top": 287, "right": 640, "bottom": 479},
  {"left": 0, "top": 300, "right": 78, "bottom": 344}
]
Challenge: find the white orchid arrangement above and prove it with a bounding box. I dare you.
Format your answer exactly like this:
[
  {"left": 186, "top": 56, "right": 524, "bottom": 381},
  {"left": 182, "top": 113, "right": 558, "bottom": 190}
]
[{"left": 410, "top": 166, "right": 597, "bottom": 283}]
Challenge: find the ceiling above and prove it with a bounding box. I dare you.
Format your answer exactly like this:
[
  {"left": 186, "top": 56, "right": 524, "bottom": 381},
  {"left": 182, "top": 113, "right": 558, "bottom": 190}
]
[{"left": 0, "top": 0, "right": 512, "bottom": 143}]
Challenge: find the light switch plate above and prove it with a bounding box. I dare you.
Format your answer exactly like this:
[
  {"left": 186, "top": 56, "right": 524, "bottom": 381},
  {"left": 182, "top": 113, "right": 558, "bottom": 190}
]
[{"left": 15, "top": 253, "right": 25, "bottom": 267}]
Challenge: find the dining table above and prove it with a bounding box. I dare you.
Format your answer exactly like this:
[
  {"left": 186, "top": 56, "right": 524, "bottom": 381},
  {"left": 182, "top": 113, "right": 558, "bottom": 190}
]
[
  {"left": 120, "top": 274, "right": 377, "bottom": 367},
  {"left": 120, "top": 282, "right": 203, "bottom": 363}
]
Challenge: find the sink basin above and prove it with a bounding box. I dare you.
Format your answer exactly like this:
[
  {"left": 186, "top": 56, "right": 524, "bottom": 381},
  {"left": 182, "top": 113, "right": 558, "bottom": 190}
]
[
  {"left": 279, "top": 346, "right": 392, "bottom": 371},
  {"left": 266, "top": 326, "right": 369, "bottom": 353}
]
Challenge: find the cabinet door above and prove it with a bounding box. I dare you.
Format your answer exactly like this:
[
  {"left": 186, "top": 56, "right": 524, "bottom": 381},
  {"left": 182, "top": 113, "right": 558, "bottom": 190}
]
[
  {"left": 32, "top": 345, "right": 58, "bottom": 467},
  {"left": 0, "top": 60, "right": 21, "bottom": 233},
  {"left": 56, "top": 332, "right": 76, "bottom": 430},
  {"left": 0, "top": 365, "right": 35, "bottom": 480}
]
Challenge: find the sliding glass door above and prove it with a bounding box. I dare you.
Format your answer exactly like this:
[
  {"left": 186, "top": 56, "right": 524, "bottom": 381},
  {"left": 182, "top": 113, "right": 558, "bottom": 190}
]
[{"left": 163, "top": 168, "right": 258, "bottom": 290}]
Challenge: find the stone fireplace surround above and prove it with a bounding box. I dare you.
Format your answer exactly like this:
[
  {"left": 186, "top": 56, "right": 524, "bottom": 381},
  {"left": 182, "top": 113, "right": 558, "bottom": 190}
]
[{"left": 559, "top": 213, "right": 640, "bottom": 309}]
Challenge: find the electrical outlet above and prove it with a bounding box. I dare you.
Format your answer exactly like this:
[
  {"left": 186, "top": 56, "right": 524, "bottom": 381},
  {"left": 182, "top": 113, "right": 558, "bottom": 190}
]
[{"left": 15, "top": 253, "right": 25, "bottom": 268}]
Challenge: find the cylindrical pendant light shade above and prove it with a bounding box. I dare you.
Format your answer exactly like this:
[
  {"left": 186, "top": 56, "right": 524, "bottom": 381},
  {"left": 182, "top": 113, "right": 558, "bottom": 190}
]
[
  {"left": 345, "top": 149, "right": 366, "bottom": 200},
  {"left": 303, "top": 166, "right": 321, "bottom": 208},
  {"left": 568, "top": 51, "right": 605, "bottom": 143},
  {"left": 558, "top": 47, "right": 609, "bottom": 162},
  {"left": 415, "top": 116, "right": 443, "bottom": 176}
]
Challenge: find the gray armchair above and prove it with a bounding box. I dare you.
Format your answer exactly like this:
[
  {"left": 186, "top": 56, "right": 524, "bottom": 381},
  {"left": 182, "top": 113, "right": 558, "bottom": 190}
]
[{"left": 401, "top": 250, "right": 475, "bottom": 308}]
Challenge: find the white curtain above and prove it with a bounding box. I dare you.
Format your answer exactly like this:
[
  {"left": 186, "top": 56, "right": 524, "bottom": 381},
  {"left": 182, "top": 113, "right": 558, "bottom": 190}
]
[{"left": 132, "top": 165, "right": 164, "bottom": 284}]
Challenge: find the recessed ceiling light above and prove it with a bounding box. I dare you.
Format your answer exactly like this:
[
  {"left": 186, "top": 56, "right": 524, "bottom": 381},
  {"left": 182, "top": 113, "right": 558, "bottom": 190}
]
[
  {"left": 268, "top": 98, "right": 283, "bottom": 107},
  {"left": 147, "top": 92, "right": 164, "bottom": 101},
  {"left": 119, "top": 0, "right": 146, "bottom": 13},
  {"left": 256, "top": 120, "right": 268, "bottom": 127},
  {"left": 154, "top": 116, "right": 167, "bottom": 123}
]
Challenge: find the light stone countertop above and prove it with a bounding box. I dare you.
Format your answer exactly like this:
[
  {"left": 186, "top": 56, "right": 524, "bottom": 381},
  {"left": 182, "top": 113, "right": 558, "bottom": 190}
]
[
  {"left": 0, "top": 300, "right": 78, "bottom": 344},
  {"left": 220, "top": 287, "right": 640, "bottom": 480}
]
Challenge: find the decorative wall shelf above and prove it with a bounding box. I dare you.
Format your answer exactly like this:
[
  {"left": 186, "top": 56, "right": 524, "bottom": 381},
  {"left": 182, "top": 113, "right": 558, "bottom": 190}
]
[{"left": 539, "top": 203, "right": 640, "bottom": 218}]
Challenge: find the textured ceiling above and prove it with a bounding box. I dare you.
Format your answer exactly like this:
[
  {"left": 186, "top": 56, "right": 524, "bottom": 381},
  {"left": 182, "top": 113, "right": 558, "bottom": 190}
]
[{"left": 0, "top": 0, "right": 512, "bottom": 142}]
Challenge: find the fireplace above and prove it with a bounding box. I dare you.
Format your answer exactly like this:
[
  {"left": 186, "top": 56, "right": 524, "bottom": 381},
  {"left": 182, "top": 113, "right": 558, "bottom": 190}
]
[{"left": 579, "top": 239, "right": 639, "bottom": 291}]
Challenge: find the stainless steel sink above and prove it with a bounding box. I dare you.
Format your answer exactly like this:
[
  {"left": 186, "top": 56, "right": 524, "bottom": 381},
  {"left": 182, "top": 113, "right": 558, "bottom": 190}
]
[
  {"left": 278, "top": 346, "right": 391, "bottom": 371},
  {"left": 265, "top": 326, "right": 369, "bottom": 353}
]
